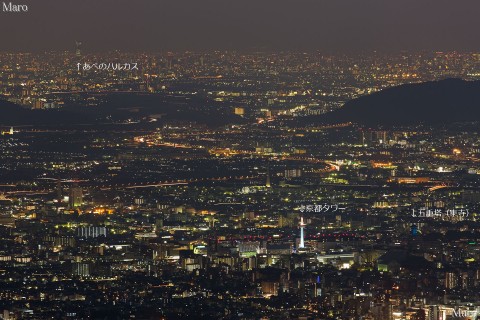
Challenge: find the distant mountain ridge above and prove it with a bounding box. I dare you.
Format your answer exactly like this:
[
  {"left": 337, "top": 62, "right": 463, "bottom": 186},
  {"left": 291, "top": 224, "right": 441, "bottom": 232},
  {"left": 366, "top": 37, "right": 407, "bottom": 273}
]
[{"left": 318, "top": 78, "right": 480, "bottom": 125}]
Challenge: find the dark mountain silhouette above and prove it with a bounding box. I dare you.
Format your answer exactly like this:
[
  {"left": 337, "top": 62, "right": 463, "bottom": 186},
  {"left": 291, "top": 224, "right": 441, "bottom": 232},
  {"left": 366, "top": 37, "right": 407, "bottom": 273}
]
[
  {"left": 0, "top": 99, "right": 94, "bottom": 125},
  {"left": 308, "top": 78, "right": 480, "bottom": 126},
  {"left": 0, "top": 93, "right": 245, "bottom": 127}
]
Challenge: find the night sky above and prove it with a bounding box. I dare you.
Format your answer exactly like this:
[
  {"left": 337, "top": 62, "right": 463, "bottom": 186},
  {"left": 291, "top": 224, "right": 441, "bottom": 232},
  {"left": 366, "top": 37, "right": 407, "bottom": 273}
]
[{"left": 1, "top": 0, "right": 480, "bottom": 52}]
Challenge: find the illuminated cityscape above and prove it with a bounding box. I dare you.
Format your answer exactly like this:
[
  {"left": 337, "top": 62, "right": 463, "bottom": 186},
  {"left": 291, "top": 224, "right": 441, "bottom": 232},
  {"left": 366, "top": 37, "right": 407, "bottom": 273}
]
[
  {"left": 0, "top": 49, "right": 479, "bottom": 319},
  {"left": 2, "top": 1, "right": 480, "bottom": 319}
]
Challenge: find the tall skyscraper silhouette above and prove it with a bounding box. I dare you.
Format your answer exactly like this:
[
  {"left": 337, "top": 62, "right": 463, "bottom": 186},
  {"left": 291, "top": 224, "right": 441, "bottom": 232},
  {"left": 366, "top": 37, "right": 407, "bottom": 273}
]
[
  {"left": 69, "top": 186, "right": 83, "bottom": 208},
  {"left": 75, "top": 41, "right": 82, "bottom": 57}
]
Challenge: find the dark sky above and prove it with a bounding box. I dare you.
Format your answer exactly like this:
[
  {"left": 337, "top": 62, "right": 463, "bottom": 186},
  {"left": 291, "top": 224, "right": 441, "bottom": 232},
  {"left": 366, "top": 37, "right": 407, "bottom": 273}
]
[{"left": 1, "top": 0, "right": 480, "bottom": 52}]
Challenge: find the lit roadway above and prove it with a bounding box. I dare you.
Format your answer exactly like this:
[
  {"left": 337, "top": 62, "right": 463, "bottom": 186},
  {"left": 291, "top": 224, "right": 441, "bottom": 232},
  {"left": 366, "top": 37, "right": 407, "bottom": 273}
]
[
  {"left": 0, "top": 175, "right": 260, "bottom": 195},
  {"left": 100, "top": 175, "right": 259, "bottom": 190}
]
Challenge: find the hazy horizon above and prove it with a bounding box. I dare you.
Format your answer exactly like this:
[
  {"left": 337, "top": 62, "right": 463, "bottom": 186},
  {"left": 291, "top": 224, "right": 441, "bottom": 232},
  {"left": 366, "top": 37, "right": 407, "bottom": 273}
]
[{"left": 1, "top": 0, "right": 480, "bottom": 53}]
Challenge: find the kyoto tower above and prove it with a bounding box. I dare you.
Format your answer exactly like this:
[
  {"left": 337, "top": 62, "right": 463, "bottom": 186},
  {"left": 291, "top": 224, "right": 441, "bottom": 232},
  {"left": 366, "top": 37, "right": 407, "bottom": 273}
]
[{"left": 299, "top": 216, "right": 306, "bottom": 248}]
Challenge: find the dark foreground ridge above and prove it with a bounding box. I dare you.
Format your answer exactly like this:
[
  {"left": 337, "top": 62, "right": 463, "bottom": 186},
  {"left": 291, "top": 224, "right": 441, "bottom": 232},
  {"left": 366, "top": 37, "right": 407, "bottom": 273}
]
[{"left": 316, "top": 78, "right": 480, "bottom": 126}]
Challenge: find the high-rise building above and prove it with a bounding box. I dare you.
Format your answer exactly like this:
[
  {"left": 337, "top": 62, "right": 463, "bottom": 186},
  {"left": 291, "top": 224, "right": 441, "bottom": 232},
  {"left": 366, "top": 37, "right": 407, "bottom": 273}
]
[
  {"left": 69, "top": 186, "right": 83, "bottom": 208},
  {"left": 77, "top": 226, "right": 107, "bottom": 238},
  {"left": 445, "top": 272, "right": 458, "bottom": 289},
  {"left": 285, "top": 169, "right": 302, "bottom": 178},
  {"left": 265, "top": 167, "right": 271, "bottom": 188},
  {"left": 166, "top": 52, "right": 174, "bottom": 69},
  {"left": 75, "top": 41, "right": 82, "bottom": 57},
  {"left": 72, "top": 262, "right": 91, "bottom": 276}
]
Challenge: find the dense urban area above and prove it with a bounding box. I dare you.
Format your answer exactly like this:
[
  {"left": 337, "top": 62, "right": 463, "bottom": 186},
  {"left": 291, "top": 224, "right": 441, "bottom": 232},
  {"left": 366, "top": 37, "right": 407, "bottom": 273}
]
[{"left": 1, "top": 50, "right": 480, "bottom": 319}]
